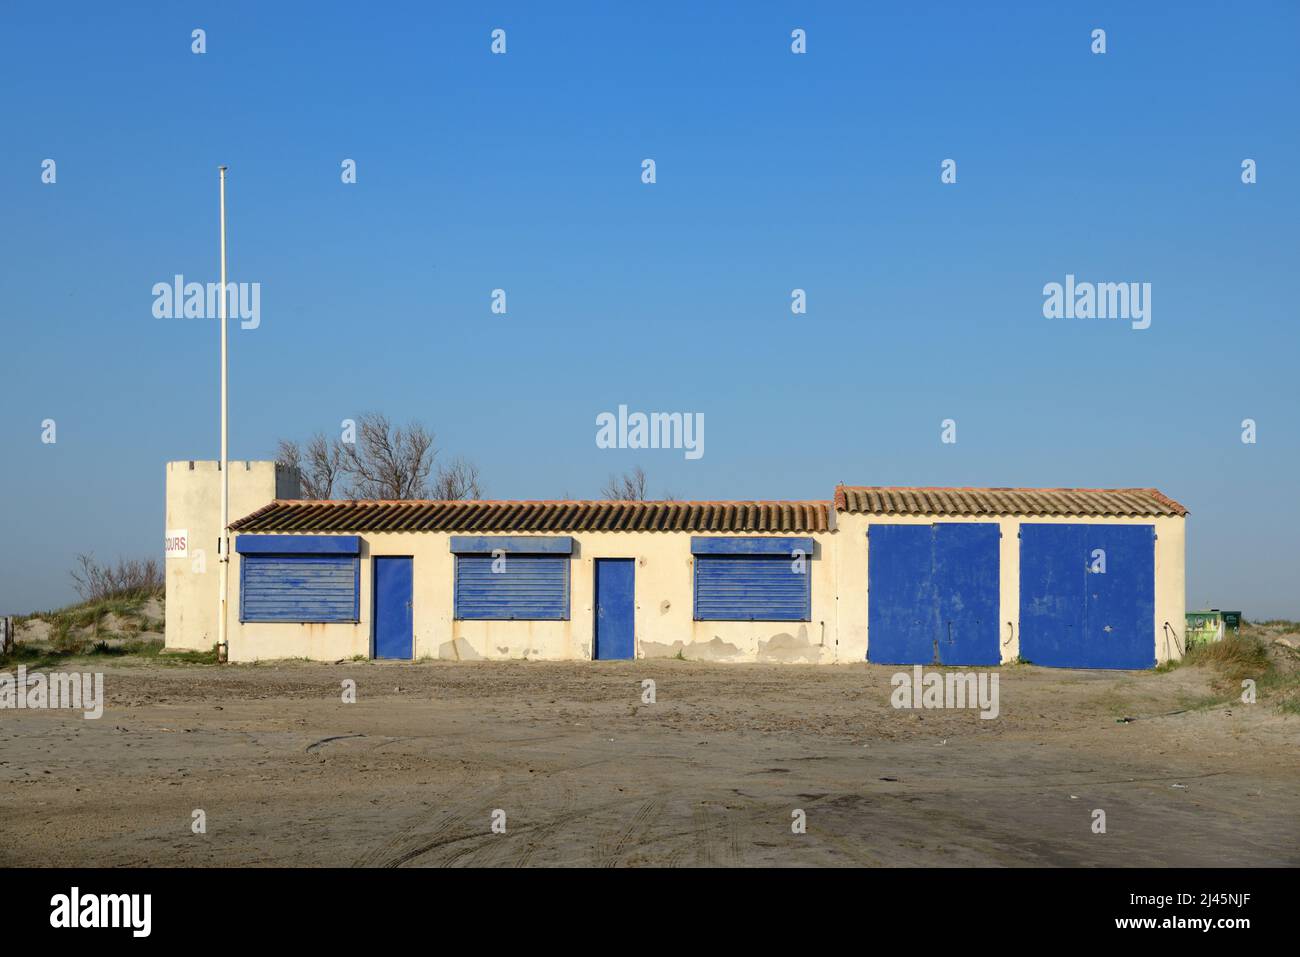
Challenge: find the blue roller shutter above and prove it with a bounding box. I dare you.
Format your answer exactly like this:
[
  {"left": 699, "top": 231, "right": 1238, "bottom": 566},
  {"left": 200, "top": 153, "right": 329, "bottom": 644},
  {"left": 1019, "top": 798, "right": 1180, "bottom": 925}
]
[
  {"left": 451, "top": 536, "right": 572, "bottom": 620},
  {"left": 692, "top": 537, "right": 813, "bottom": 621},
  {"left": 236, "top": 535, "right": 360, "bottom": 623}
]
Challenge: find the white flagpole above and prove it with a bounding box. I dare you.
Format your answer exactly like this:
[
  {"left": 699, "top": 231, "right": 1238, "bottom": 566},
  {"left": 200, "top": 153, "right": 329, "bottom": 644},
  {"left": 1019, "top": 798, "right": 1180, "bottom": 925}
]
[{"left": 217, "top": 166, "right": 230, "bottom": 662}]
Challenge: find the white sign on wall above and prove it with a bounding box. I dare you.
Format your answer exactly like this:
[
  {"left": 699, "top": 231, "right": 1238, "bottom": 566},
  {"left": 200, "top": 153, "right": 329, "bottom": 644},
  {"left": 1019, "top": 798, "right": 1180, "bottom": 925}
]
[{"left": 165, "top": 529, "right": 189, "bottom": 559}]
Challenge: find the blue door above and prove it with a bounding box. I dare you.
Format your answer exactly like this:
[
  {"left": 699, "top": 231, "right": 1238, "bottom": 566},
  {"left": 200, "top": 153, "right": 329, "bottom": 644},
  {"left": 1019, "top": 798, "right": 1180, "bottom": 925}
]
[
  {"left": 1086, "top": 526, "right": 1156, "bottom": 668},
  {"left": 868, "top": 524, "right": 1000, "bottom": 665},
  {"left": 1018, "top": 525, "right": 1083, "bottom": 664},
  {"left": 867, "top": 525, "right": 936, "bottom": 664},
  {"left": 933, "top": 523, "right": 1001, "bottom": 665},
  {"left": 1020, "top": 524, "right": 1155, "bottom": 669},
  {"left": 373, "top": 557, "right": 413, "bottom": 659},
  {"left": 594, "top": 559, "right": 635, "bottom": 660}
]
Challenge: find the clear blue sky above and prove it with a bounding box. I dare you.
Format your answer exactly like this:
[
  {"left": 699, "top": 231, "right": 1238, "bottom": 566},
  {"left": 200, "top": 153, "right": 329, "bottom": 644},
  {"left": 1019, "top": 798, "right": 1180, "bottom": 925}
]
[{"left": 2, "top": 1, "right": 1297, "bottom": 616}]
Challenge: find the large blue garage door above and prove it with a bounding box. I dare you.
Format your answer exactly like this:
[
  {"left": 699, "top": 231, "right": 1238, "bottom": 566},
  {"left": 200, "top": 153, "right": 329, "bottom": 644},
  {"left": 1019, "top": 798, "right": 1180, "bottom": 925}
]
[
  {"left": 1019, "top": 524, "right": 1155, "bottom": 669},
  {"left": 867, "top": 523, "right": 1000, "bottom": 666}
]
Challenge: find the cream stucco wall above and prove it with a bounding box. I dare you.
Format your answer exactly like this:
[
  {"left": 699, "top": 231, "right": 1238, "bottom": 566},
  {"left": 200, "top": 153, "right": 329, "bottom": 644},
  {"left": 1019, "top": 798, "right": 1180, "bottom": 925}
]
[
  {"left": 226, "top": 515, "right": 1186, "bottom": 665},
  {"left": 227, "top": 530, "right": 839, "bottom": 664},
  {"left": 164, "top": 461, "right": 295, "bottom": 652},
  {"left": 834, "top": 513, "right": 1187, "bottom": 665},
  {"left": 190, "top": 462, "right": 1187, "bottom": 668}
]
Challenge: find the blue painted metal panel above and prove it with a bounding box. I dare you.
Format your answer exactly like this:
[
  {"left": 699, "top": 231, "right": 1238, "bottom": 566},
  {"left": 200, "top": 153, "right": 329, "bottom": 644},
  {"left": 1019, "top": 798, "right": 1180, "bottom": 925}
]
[
  {"left": 236, "top": 535, "right": 361, "bottom": 555},
  {"left": 867, "top": 525, "right": 936, "bottom": 664},
  {"left": 373, "top": 556, "right": 413, "bottom": 659},
  {"left": 449, "top": 535, "right": 573, "bottom": 555},
  {"left": 1019, "top": 525, "right": 1085, "bottom": 666},
  {"left": 454, "top": 554, "right": 569, "bottom": 620},
  {"left": 932, "top": 523, "right": 1001, "bottom": 665},
  {"left": 693, "top": 555, "right": 811, "bottom": 621},
  {"left": 1019, "top": 524, "right": 1155, "bottom": 669},
  {"left": 690, "top": 537, "right": 815, "bottom": 556},
  {"left": 594, "top": 558, "right": 635, "bottom": 660},
  {"left": 867, "top": 524, "right": 1000, "bottom": 665},
  {"left": 240, "top": 554, "right": 359, "bottom": 622},
  {"left": 1086, "top": 525, "right": 1156, "bottom": 669}
]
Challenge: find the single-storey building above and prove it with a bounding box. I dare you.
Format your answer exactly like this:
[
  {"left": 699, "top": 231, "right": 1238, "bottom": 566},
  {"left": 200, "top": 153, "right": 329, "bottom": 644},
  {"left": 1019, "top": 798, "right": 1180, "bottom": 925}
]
[{"left": 164, "top": 461, "right": 1187, "bottom": 668}]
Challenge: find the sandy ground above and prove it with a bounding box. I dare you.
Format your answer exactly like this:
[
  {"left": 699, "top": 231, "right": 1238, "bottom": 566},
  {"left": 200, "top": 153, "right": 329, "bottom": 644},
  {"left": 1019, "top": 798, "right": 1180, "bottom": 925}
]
[{"left": 0, "top": 658, "right": 1296, "bottom": 867}]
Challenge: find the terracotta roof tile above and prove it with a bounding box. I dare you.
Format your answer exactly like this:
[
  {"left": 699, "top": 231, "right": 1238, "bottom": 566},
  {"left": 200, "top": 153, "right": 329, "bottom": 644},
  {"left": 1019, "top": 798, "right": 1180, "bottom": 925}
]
[
  {"left": 230, "top": 499, "right": 833, "bottom": 534},
  {"left": 834, "top": 486, "right": 1187, "bottom": 517},
  {"left": 231, "top": 486, "right": 1187, "bottom": 533}
]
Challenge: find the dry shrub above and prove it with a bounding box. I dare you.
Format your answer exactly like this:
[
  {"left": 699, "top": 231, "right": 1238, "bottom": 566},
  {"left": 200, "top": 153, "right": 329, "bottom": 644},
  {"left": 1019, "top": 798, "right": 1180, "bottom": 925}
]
[
  {"left": 1183, "top": 633, "right": 1271, "bottom": 683},
  {"left": 70, "top": 554, "right": 164, "bottom": 603}
]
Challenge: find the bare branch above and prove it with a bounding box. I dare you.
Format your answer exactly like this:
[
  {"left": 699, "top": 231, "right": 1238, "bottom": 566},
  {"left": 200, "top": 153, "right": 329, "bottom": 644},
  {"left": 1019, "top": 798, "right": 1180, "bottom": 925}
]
[
  {"left": 276, "top": 439, "right": 302, "bottom": 477},
  {"left": 71, "top": 553, "right": 163, "bottom": 603},
  {"left": 340, "top": 413, "right": 436, "bottom": 500},
  {"left": 280, "top": 413, "right": 471, "bottom": 501},
  {"left": 601, "top": 465, "right": 649, "bottom": 501},
  {"left": 304, "top": 432, "right": 344, "bottom": 500},
  {"left": 431, "top": 457, "right": 483, "bottom": 500}
]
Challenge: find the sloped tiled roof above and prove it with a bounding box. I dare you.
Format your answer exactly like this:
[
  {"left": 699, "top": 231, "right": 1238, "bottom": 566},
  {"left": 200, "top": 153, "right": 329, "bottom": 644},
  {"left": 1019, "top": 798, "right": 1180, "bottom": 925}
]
[
  {"left": 230, "top": 499, "right": 833, "bottom": 534},
  {"left": 834, "top": 486, "right": 1187, "bottom": 518}
]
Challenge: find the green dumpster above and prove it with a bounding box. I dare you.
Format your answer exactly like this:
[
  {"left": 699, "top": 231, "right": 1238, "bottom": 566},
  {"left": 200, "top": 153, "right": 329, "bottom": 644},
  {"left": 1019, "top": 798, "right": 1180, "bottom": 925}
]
[{"left": 1185, "top": 610, "right": 1244, "bottom": 646}]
